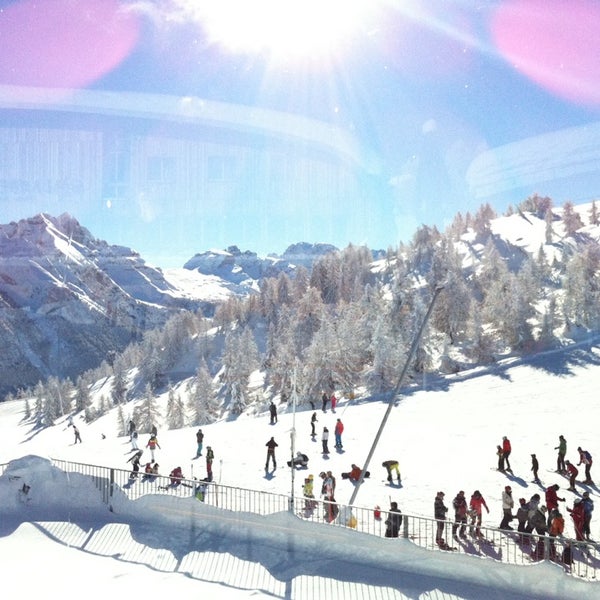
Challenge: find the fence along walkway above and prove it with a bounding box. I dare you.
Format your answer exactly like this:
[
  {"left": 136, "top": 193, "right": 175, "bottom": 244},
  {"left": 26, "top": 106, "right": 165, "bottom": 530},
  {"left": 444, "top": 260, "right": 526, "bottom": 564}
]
[{"left": 12, "top": 459, "right": 600, "bottom": 581}]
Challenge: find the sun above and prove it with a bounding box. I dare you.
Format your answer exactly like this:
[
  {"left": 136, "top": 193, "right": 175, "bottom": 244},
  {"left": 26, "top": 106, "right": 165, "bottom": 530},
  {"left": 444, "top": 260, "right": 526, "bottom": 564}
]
[{"left": 190, "top": 0, "right": 375, "bottom": 62}]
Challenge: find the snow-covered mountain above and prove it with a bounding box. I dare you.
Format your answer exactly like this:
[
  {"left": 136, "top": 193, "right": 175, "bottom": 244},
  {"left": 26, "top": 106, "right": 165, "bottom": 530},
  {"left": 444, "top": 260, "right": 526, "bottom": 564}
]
[{"left": 182, "top": 242, "right": 339, "bottom": 287}]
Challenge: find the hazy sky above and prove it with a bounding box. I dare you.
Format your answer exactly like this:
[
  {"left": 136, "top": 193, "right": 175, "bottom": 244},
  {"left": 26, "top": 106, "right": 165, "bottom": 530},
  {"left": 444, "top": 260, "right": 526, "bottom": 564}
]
[{"left": 1, "top": 0, "right": 600, "bottom": 265}]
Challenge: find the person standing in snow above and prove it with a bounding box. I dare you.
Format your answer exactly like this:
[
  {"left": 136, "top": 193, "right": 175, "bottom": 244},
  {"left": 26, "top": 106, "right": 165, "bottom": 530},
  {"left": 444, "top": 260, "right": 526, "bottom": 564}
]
[
  {"left": 469, "top": 490, "right": 489, "bottom": 537},
  {"left": 330, "top": 393, "right": 337, "bottom": 413},
  {"left": 516, "top": 498, "right": 529, "bottom": 542},
  {"left": 544, "top": 484, "right": 564, "bottom": 527},
  {"left": 568, "top": 498, "right": 585, "bottom": 541},
  {"left": 499, "top": 485, "right": 514, "bottom": 530},
  {"left": 582, "top": 491, "right": 594, "bottom": 540},
  {"left": 269, "top": 401, "right": 278, "bottom": 424},
  {"left": 205, "top": 446, "right": 214, "bottom": 481},
  {"left": 451, "top": 490, "right": 468, "bottom": 539},
  {"left": 496, "top": 445, "right": 504, "bottom": 472},
  {"left": 310, "top": 412, "right": 318, "bottom": 438},
  {"left": 555, "top": 435, "right": 567, "bottom": 473},
  {"left": 265, "top": 436, "right": 278, "bottom": 470},
  {"left": 334, "top": 418, "right": 344, "bottom": 449},
  {"left": 501, "top": 436, "right": 512, "bottom": 472},
  {"left": 72, "top": 424, "right": 82, "bottom": 444},
  {"left": 321, "top": 392, "right": 328, "bottom": 412},
  {"left": 130, "top": 430, "right": 139, "bottom": 451},
  {"left": 321, "top": 426, "right": 330, "bottom": 454},
  {"left": 577, "top": 446, "right": 593, "bottom": 483},
  {"left": 385, "top": 502, "right": 402, "bottom": 538},
  {"left": 195, "top": 428, "right": 204, "bottom": 458},
  {"left": 434, "top": 491, "right": 448, "bottom": 546},
  {"left": 146, "top": 434, "right": 161, "bottom": 461},
  {"left": 530, "top": 453, "right": 540, "bottom": 483}
]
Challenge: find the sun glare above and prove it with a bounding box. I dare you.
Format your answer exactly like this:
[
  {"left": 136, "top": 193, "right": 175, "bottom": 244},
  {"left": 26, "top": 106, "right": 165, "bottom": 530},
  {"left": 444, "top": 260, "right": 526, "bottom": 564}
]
[{"left": 192, "top": 0, "right": 374, "bottom": 61}]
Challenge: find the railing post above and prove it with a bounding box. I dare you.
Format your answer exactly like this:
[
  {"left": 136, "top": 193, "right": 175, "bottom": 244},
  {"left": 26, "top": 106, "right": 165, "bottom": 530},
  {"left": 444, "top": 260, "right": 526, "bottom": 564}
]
[{"left": 402, "top": 514, "right": 409, "bottom": 539}]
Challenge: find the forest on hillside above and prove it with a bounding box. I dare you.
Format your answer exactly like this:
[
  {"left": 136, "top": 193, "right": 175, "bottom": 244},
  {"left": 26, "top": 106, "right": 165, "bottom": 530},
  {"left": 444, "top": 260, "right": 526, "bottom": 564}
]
[{"left": 11, "top": 196, "right": 600, "bottom": 432}]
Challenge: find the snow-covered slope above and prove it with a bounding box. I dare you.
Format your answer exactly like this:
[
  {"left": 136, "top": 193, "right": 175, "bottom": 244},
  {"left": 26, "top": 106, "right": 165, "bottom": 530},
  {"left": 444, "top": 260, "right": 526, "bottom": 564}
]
[{"left": 1, "top": 344, "right": 598, "bottom": 598}]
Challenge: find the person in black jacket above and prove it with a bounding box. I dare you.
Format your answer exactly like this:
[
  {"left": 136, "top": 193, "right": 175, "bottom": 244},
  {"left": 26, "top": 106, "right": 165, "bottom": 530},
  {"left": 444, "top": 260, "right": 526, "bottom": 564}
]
[
  {"left": 265, "top": 437, "right": 278, "bottom": 470},
  {"left": 385, "top": 502, "right": 403, "bottom": 538},
  {"left": 434, "top": 491, "right": 448, "bottom": 545}
]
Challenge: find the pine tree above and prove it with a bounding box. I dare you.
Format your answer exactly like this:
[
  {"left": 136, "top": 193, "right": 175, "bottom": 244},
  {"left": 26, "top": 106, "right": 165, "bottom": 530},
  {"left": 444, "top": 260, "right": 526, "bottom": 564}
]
[
  {"left": 188, "top": 359, "right": 218, "bottom": 425},
  {"left": 133, "top": 383, "right": 161, "bottom": 434},
  {"left": 166, "top": 387, "right": 185, "bottom": 430}
]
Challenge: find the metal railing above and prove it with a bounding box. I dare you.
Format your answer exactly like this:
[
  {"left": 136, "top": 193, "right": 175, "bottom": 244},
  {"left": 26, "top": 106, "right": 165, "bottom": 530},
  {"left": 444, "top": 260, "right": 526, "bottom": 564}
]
[{"left": 4, "top": 459, "right": 600, "bottom": 581}]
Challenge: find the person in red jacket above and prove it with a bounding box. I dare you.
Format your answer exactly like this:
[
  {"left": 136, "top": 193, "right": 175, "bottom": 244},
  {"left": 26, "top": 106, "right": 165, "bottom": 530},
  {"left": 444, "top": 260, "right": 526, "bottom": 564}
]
[
  {"left": 334, "top": 418, "right": 344, "bottom": 449},
  {"left": 544, "top": 484, "right": 565, "bottom": 527},
  {"left": 565, "top": 460, "right": 579, "bottom": 491},
  {"left": 567, "top": 498, "right": 586, "bottom": 541},
  {"left": 501, "top": 436, "right": 512, "bottom": 472},
  {"left": 469, "top": 490, "right": 489, "bottom": 537}
]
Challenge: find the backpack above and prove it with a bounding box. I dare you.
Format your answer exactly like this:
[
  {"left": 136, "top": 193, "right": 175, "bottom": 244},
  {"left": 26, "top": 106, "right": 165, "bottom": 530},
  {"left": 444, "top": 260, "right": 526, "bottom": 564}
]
[{"left": 585, "top": 451, "right": 592, "bottom": 463}]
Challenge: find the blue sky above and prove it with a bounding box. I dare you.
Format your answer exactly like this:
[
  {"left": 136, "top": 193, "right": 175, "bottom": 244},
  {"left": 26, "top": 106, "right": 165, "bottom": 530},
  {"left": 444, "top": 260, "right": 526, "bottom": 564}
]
[{"left": 1, "top": 0, "right": 600, "bottom": 266}]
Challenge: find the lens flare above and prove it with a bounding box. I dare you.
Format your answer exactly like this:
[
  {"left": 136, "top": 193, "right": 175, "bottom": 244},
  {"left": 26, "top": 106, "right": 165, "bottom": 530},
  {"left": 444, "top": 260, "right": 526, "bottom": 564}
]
[
  {"left": 491, "top": 0, "right": 600, "bottom": 107},
  {"left": 0, "top": 0, "right": 140, "bottom": 89}
]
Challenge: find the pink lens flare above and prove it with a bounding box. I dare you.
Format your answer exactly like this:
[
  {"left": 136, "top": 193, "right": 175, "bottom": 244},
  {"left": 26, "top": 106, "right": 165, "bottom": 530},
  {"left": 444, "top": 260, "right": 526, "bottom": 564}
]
[
  {"left": 490, "top": 0, "right": 600, "bottom": 107},
  {"left": 0, "top": 0, "right": 140, "bottom": 89}
]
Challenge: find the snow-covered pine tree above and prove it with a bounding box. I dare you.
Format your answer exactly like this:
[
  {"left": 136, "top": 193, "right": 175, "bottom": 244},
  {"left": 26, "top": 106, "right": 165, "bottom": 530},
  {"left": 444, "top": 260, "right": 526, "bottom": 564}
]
[
  {"left": 74, "top": 375, "right": 92, "bottom": 413},
  {"left": 166, "top": 386, "right": 185, "bottom": 429},
  {"left": 188, "top": 359, "right": 218, "bottom": 426},
  {"left": 133, "top": 383, "right": 161, "bottom": 434}
]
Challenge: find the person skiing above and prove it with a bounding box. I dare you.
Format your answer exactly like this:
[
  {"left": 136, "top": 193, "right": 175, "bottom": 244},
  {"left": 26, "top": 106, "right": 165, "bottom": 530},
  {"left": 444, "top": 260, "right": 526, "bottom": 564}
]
[
  {"left": 385, "top": 501, "right": 402, "bottom": 538},
  {"left": 321, "top": 392, "right": 328, "bottom": 412},
  {"left": 531, "top": 453, "right": 540, "bottom": 483},
  {"left": 265, "top": 436, "right": 278, "bottom": 470},
  {"left": 195, "top": 428, "right": 204, "bottom": 458},
  {"left": 565, "top": 460, "right": 578, "bottom": 491},
  {"left": 501, "top": 436, "right": 512, "bottom": 472},
  {"left": 434, "top": 491, "right": 449, "bottom": 547},
  {"left": 128, "top": 419, "right": 136, "bottom": 441},
  {"left": 146, "top": 434, "right": 161, "bottom": 461},
  {"left": 334, "top": 418, "right": 344, "bottom": 449},
  {"left": 499, "top": 485, "right": 514, "bottom": 530},
  {"left": 452, "top": 490, "right": 468, "bottom": 539},
  {"left": 310, "top": 412, "right": 318, "bottom": 438},
  {"left": 577, "top": 446, "right": 593, "bottom": 483},
  {"left": 72, "top": 424, "right": 82, "bottom": 444},
  {"left": 127, "top": 449, "right": 143, "bottom": 478},
  {"left": 469, "top": 490, "right": 489, "bottom": 538},
  {"left": 321, "top": 426, "right": 330, "bottom": 454},
  {"left": 131, "top": 430, "right": 139, "bottom": 451},
  {"left": 555, "top": 435, "right": 567, "bottom": 473},
  {"left": 269, "top": 401, "right": 278, "bottom": 425},
  {"left": 382, "top": 460, "right": 401, "bottom": 484},
  {"left": 205, "top": 446, "right": 214, "bottom": 481}
]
